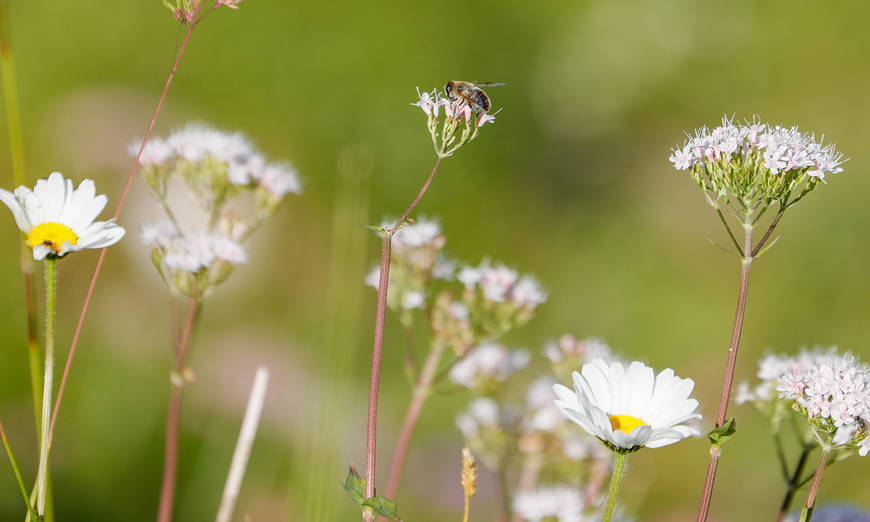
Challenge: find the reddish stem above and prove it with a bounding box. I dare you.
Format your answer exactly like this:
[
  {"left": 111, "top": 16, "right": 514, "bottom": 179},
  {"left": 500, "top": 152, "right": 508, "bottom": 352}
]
[
  {"left": 383, "top": 342, "right": 446, "bottom": 501},
  {"left": 364, "top": 235, "right": 392, "bottom": 516},
  {"left": 48, "top": 19, "right": 197, "bottom": 441},
  {"left": 803, "top": 446, "right": 830, "bottom": 517},
  {"left": 696, "top": 223, "right": 753, "bottom": 521},
  {"left": 156, "top": 296, "right": 201, "bottom": 522},
  {"left": 363, "top": 156, "right": 443, "bottom": 520}
]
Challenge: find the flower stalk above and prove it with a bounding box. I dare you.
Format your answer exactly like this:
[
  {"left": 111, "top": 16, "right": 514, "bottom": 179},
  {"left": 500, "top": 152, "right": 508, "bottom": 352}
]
[
  {"left": 799, "top": 444, "right": 832, "bottom": 522},
  {"left": 157, "top": 295, "right": 201, "bottom": 522},
  {"left": 602, "top": 452, "right": 627, "bottom": 522},
  {"left": 0, "top": 0, "right": 44, "bottom": 450},
  {"left": 383, "top": 341, "right": 447, "bottom": 500},
  {"left": 48, "top": 9, "right": 199, "bottom": 443},
  {"left": 363, "top": 156, "right": 443, "bottom": 521},
  {"left": 35, "top": 257, "right": 56, "bottom": 516}
]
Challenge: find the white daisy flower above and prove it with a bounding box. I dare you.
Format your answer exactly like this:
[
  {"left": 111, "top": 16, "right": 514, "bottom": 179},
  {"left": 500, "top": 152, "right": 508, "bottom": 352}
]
[
  {"left": 554, "top": 359, "right": 701, "bottom": 453},
  {"left": 0, "top": 172, "right": 126, "bottom": 260}
]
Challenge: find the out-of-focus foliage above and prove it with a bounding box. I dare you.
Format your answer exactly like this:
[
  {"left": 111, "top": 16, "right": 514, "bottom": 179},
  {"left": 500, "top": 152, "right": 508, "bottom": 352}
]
[{"left": 0, "top": 0, "right": 867, "bottom": 520}]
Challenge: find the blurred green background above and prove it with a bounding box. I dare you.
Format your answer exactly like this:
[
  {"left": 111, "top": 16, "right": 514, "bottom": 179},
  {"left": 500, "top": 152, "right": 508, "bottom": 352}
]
[{"left": 0, "top": 0, "right": 867, "bottom": 520}]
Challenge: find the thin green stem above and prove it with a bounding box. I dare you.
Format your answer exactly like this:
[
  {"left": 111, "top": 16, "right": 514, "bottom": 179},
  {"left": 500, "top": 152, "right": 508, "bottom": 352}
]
[
  {"left": 751, "top": 210, "right": 784, "bottom": 257},
  {"left": 773, "top": 431, "right": 790, "bottom": 481},
  {"left": 0, "top": 0, "right": 26, "bottom": 187},
  {"left": 716, "top": 207, "right": 744, "bottom": 255},
  {"left": 36, "top": 258, "right": 56, "bottom": 516},
  {"left": 775, "top": 445, "right": 813, "bottom": 522},
  {"left": 0, "top": 0, "right": 44, "bottom": 467},
  {"left": 0, "top": 419, "right": 37, "bottom": 520},
  {"left": 603, "top": 453, "right": 627, "bottom": 522}
]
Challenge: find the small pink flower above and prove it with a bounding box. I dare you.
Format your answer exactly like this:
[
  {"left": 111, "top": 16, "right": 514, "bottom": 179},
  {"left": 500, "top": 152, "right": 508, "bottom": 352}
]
[{"left": 216, "top": 0, "right": 242, "bottom": 8}]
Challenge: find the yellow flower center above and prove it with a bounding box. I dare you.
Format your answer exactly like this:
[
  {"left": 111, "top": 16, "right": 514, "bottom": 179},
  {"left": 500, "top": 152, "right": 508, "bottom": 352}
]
[
  {"left": 609, "top": 414, "right": 646, "bottom": 434},
  {"left": 26, "top": 222, "right": 78, "bottom": 253}
]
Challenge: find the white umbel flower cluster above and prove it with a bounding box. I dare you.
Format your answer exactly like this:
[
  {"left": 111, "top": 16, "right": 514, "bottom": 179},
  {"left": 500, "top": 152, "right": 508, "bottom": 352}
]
[
  {"left": 137, "top": 124, "right": 302, "bottom": 298},
  {"left": 135, "top": 124, "right": 302, "bottom": 199},
  {"left": 669, "top": 116, "right": 845, "bottom": 182},
  {"left": 513, "top": 485, "right": 586, "bottom": 522},
  {"left": 142, "top": 223, "right": 247, "bottom": 272},
  {"left": 740, "top": 348, "right": 870, "bottom": 455},
  {"left": 0, "top": 172, "right": 125, "bottom": 260},
  {"left": 554, "top": 359, "right": 701, "bottom": 453}
]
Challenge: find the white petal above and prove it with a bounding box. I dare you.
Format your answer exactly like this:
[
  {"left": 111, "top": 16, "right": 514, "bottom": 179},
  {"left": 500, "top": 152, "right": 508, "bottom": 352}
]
[
  {"left": 0, "top": 188, "right": 31, "bottom": 232},
  {"left": 77, "top": 221, "right": 126, "bottom": 249},
  {"left": 580, "top": 362, "right": 612, "bottom": 412},
  {"left": 31, "top": 244, "right": 51, "bottom": 260},
  {"left": 69, "top": 194, "right": 108, "bottom": 233},
  {"left": 36, "top": 172, "right": 67, "bottom": 222},
  {"left": 624, "top": 361, "right": 655, "bottom": 418}
]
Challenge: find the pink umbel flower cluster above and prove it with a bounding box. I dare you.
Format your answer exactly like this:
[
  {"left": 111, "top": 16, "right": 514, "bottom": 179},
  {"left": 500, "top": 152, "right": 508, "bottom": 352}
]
[
  {"left": 669, "top": 116, "right": 845, "bottom": 182},
  {"left": 739, "top": 348, "right": 870, "bottom": 455},
  {"left": 449, "top": 342, "right": 530, "bottom": 390},
  {"left": 411, "top": 87, "right": 499, "bottom": 158},
  {"left": 458, "top": 260, "right": 547, "bottom": 309}
]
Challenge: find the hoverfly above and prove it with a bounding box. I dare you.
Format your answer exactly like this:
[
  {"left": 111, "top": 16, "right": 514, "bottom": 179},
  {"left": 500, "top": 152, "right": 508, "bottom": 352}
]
[{"left": 444, "top": 81, "right": 506, "bottom": 113}]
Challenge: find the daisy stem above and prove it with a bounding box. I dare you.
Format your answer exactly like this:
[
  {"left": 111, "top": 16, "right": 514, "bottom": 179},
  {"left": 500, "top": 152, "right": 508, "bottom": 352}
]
[
  {"left": 798, "top": 444, "right": 831, "bottom": 522},
  {"left": 35, "top": 258, "right": 56, "bottom": 516},
  {"left": 0, "top": 418, "right": 38, "bottom": 521},
  {"left": 157, "top": 295, "right": 201, "bottom": 522},
  {"left": 363, "top": 156, "right": 443, "bottom": 521},
  {"left": 775, "top": 444, "right": 814, "bottom": 522},
  {"left": 603, "top": 452, "right": 627, "bottom": 522},
  {"left": 48, "top": 11, "right": 200, "bottom": 445},
  {"left": 383, "top": 341, "right": 447, "bottom": 501}
]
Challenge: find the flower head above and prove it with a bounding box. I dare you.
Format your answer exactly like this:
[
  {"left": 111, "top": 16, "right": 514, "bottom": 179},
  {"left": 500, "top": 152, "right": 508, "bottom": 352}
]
[
  {"left": 143, "top": 222, "right": 247, "bottom": 297},
  {"left": 412, "top": 86, "right": 498, "bottom": 158},
  {"left": 746, "top": 348, "right": 870, "bottom": 454},
  {"left": 669, "top": 115, "right": 846, "bottom": 222},
  {"left": 0, "top": 172, "right": 125, "bottom": 260},
  {"left": 554, "top": 359, "right": 701, "bottom": 453}
]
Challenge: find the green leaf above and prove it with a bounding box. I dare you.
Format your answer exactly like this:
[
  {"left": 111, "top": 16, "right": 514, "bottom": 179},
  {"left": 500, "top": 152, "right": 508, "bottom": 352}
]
[
  {"left": 362, "top": 495, "right": 401, "bottom": 520},
  {"left": 708, "top": 417, "right": 737, "bottom": 446},
  {"left": 342, "top": 465, "right": 366, "bottom": 505}
]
